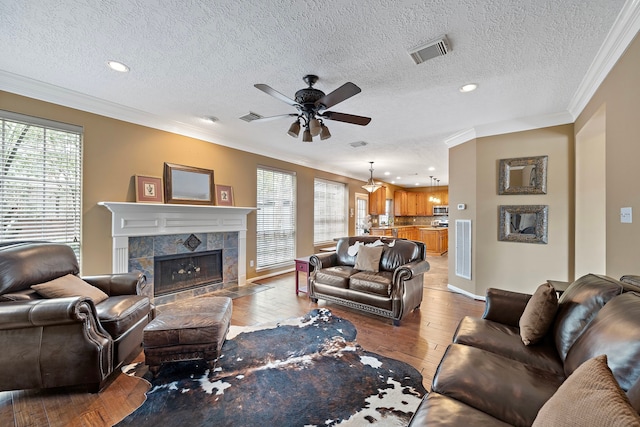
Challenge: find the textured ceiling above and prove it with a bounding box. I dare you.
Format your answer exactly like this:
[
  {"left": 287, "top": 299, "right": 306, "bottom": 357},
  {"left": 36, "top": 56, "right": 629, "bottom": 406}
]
[{"left": 0, "top": 0, "right": 635, "bottom": 186}]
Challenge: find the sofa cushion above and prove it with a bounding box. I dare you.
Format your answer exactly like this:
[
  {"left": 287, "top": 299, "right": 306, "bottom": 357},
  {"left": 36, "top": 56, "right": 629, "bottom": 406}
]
[
  {"left": 432, "top": 343, "right": 564, "bottom": 426},
  {"left": 0, "top": 242, "right": 79, "bottom": 294},
  {"left": 314, "top": 266, "right": 358, "bottom": 289},
  {"left": 533, "top": 355, "right": 640, "bottom": 427},
  {"left": 410, "top": 393, "right": 513, "bottom": 427},
  {"left": 564, "top": 292, "right": 640, "bottom": 391},
  {"left": 453, "top": 316, "right": 564, "bottom": 375},
  {"left": 349, "top": 271, "right": 392, "bottom": 296},
  {"left": 31, "top": 274, "right": 109, "bottom": 304},
  {"left": 354, "top": 245, "right": 383, "bottom": 272},
  {"left": 552, "top": 273, "right": 623, "bottom": 361},
  {"left": 380, "top": 239, "right": 421, "bottom": 271},
  {"left": 519, "top": 282, "right": 558, "bottom": 345},
  {"left": 96, "top": 295, "right": 151, "bottom": 339}
]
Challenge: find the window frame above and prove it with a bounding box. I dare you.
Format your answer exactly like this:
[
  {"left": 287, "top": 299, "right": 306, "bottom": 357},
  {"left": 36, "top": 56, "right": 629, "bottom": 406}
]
[{"left": 313, "top": 178, "right": 348, "bottom": 245}]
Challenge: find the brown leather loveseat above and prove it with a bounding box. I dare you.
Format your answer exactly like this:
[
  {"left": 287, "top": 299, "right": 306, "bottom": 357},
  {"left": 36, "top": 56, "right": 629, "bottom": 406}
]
[
  {"left": 410, "top": 273, "right": 640, "bottom": 426},
  {"left": 309, "top": 236, "right": 430, "bottom": 325},
  {"left": 0, "top": 242, "right": 152, "bottom": 392}
]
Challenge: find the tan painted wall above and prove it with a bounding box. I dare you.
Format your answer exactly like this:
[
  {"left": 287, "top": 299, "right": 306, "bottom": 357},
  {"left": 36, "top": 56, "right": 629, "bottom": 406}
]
[
  {"left": 448, "top": 125, "right": 574, "bottom": 296},
  {"left": 575, "top": 33, "right": 640, "bottom": 279},
  {"left": 0, "top": 91, "right": 368, "bottom": 277},
  {"left": 448, "top": 140, "right": 477, "bottom": 294}
]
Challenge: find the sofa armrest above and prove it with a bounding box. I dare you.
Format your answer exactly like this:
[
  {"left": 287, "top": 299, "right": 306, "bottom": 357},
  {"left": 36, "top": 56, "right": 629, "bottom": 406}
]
[
  {"left": 482, "top": 288, "right": 532, "bottom": 327},
  {"left": 309, "top": 252, "right": 337, "bottom": 271},
  {"left": 0, "top": 297, "right": 102, "bottom": 329},
  {"left": 82, "top": 272, "right": 147, "bottom": 296},
  {"left": 392, "top": 259, "right": 431, "bottom": 284}
]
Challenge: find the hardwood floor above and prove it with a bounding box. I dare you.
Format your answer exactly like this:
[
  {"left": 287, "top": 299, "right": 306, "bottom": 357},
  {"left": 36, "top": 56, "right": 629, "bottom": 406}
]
[{"left": 0, "top": 254, "right": 484, "bottom": 427}]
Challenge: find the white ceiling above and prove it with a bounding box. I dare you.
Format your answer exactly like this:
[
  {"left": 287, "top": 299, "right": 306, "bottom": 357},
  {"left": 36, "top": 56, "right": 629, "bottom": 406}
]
[{"left": 1, "top": 0, "right": 638, "bottom": 186}]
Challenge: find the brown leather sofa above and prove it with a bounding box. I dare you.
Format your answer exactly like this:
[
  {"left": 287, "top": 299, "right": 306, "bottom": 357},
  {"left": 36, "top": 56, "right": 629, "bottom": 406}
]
[
  {"left": 0, "top": 242, "right": 152, "bottom": 392},
  {"left": 409, "top": 273, "right": 640, "bottom": 426},
  {"left": 309, "top": 236, "right": 430, "bottom": 325}
]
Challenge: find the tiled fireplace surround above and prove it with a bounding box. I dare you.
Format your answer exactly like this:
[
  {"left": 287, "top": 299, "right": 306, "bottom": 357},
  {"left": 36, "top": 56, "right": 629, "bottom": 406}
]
[{"left": 99, "top": 202, "right": 255, "bottom": 305}]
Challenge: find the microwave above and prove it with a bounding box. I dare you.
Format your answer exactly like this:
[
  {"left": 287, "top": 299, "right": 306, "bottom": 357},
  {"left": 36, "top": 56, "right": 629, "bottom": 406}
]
[{"left": 433, "top": 205, "right": 449, "bottom": 215}]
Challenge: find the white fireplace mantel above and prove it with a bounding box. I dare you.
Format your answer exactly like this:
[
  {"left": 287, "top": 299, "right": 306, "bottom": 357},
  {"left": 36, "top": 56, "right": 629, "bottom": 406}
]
[{"left": 98, "top": 201, "right": 256, "bottom": 284}]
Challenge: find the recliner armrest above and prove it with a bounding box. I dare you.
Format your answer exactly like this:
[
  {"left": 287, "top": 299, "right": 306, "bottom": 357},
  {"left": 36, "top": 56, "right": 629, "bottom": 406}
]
[
  {"left": 82, "top": 272, "right": 147, "bottom": 296},
  {"left": 0, "top": 296, "right": 102, "bottom": 329},
  {"left": 482, "top": 288, "right": 532, "bottom": 327}
]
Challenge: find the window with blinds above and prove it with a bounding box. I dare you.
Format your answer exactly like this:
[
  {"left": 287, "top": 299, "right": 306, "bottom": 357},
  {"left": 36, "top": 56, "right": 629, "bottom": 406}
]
[
  {"left": 314, "top": 178, "right": 347, "bottom": 244},
  {"left": 256, "top": 166, "right": 296, "bottom": 269},
  {"left": 0, "top": 110, "right": 82, "bottom": 260}
]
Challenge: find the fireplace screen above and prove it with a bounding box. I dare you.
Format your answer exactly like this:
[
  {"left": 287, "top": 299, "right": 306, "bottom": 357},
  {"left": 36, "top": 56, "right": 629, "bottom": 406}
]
[{"left": 154, "top": 250, "right": 223, "bottom": 296}]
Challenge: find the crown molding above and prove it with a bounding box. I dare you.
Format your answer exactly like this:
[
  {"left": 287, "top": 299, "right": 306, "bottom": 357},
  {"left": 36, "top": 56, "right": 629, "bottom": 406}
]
[
  {"left": 567, "top": 0, "right": 640, "bottom": 118},
  {"left": 445, "top": 128, "right": 477, "bottom": 147},
  {"left": 444, "top": 111, "right": 574, "bottom": 148}
]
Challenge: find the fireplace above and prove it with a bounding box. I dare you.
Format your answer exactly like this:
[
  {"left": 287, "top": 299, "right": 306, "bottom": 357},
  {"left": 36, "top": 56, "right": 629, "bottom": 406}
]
[
  {"left": 154, "top": 250, "right": 223, "bottom": 296},
  {"left": 99, "top": 202, "right": 256, "bottom": 305}
]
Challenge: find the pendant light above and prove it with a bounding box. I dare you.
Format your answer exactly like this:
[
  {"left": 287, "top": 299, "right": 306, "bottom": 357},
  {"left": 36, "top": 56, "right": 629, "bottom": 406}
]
[{"left": 361, "top": 161, "right": 382, "bottom": 193}]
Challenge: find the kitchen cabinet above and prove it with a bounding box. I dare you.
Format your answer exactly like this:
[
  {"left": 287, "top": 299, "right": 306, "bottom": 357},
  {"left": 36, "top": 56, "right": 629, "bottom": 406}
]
[
  {"left": 394, "top": 191, "right": 408, "bottom": 216},
  {"left": 371, "top": 228, "right": 393, "bottom": 237},
  {"left": 419, "top": 227, "right": 448, "bottom": 255},
  {"left": 395, "top": 189, "right": 449, "bottom": 216},
  {"left": 368, "top": 187, "right": 386, "bottom": 215},
  {"left": 396, "top": 227, "right": 419, "bottom": 240}
]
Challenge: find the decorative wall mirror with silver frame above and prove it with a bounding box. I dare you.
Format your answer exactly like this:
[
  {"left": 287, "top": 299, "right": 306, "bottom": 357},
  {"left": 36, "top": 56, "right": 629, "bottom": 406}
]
[
  {"left": 499, "top": 205, "right": 548, "bottom": 244},
  {"left": 498, "top": 155, "right": 548, "bottom": 195}
]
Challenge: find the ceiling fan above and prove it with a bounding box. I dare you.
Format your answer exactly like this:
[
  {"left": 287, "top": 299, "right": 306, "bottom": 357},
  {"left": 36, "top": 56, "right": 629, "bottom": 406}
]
[{"left": 252, "top": 75, "right": 371, "bottom": 142}]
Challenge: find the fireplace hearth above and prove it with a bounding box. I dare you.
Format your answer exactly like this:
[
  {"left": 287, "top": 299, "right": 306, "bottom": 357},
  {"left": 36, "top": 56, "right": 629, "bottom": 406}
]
[{"left": 154, "top": 250, "right": 223, "bottom": 296}]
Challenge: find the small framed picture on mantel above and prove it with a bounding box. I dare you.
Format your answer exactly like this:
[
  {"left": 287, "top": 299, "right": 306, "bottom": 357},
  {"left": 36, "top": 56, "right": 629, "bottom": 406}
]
[
  {"left": 135, "top": 175, "right": 164, "bottom": 203},
  {"left": 215, "top": 184, "right": 234, "bottom": 206}
]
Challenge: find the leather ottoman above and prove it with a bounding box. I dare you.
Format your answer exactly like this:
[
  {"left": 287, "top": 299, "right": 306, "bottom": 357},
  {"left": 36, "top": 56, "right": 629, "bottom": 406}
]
[{"left": 143, "top": 296, "right": 232, "bottom": 377}]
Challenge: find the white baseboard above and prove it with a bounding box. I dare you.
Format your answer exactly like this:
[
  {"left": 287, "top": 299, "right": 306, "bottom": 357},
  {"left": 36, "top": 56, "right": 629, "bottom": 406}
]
[
  {"left": 447, "top": 284, "right": 486, "bottom": 301},
  {"left": 247, "top": 267, "right": 295, "bottom": 283}
]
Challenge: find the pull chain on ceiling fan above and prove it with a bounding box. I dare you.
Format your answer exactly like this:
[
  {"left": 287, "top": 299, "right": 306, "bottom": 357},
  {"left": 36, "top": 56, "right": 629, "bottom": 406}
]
[{"left": 251, "top": 75, "right": 371, "bottom": 142}]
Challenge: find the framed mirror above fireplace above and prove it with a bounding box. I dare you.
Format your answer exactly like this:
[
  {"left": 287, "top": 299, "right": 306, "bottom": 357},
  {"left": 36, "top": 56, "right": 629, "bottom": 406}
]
[{"left": 164, "top": 162, "right": 215, "bottom": 205}]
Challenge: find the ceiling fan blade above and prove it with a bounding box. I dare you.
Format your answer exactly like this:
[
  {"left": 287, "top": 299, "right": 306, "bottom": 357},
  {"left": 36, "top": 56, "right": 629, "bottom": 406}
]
[
  {"left": 251, "top": 113, "right": 299, "bottom": 122},
  {"left": 321, "top": 111, "right": 371, "bottom": 126},
  {"left": 315, "top": 82, "right": 361, "bottom": 110},
  {"left": 254, "top": 84, "right": 299, "bottom": 107}
]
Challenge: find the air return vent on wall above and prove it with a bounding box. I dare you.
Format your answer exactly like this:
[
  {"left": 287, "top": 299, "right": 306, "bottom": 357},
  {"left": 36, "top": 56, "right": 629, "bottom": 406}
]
[
  {"left": 455, "top": 219, "right": 471, "bottom": 280},
  {"left": 409, "top": 35, "right": 450, "bottom": 65}
]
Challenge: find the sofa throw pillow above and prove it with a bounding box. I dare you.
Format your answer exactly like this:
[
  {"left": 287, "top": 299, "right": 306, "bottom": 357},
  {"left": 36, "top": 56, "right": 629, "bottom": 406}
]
[
  {"left": 354, "top": 245, "right": 384, "bottom": 272},
  {"left": 532, "top": 355, "right": 640, "bottom": 427},
  {"left": 32, "top": 274, "right": 109, "bottom": 304},
  {"left": 519, "top": 282, "right": 558, "bottom": 345}
]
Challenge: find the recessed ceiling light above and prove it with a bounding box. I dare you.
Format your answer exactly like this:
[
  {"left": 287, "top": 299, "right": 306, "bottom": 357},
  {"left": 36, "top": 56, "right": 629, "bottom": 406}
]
[
  {"left": 396, "top": 176, "right": 402, "bottom": 180},
  {"left": 384, "top": 171, "right": 391, "bottom": 176},
  {"left": 428, "top": 167, "right": 435, "bottom": 171},
  {"left": 415, "top": 183, "right": 420, "bottom": 186},
  {"left": 391, "top": 181, "right": 396, "bottom": 184},
  {"left": 459, "top": 83, "right": 478, "bottom": 93},
  {"left": 107, "top": 60, "right": 130, "bottom": 72}
]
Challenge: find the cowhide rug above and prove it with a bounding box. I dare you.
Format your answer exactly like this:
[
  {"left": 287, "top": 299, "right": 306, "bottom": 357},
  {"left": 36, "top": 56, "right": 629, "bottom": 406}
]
[{"left": 116, "top": 308, "right": 426, "bottom": 427}]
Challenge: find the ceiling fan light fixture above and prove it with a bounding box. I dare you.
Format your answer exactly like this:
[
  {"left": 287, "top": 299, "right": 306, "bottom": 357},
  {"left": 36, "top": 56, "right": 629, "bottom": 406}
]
[
  {"left": 320, "top": 124, "right": 331, "bottom": 140},
  {"left": 309, "top": 118, "right": 321, "bottom": 136},
  {"left": 302, "top": 128, "right": 312, "bottom": 142},
  {"left": 362, "top": 161, "right": 382, "bottom": 193},
  {"left": 287, "top": 120, "right": 301, "bottom": 137}
]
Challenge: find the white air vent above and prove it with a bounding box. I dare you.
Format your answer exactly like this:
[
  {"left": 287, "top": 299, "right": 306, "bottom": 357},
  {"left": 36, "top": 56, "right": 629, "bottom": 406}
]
[
  {"left": 409, "top": 35, "right": 450, "bottom": 65},
  {"left": 455, "top": 219, "right": 471, "bottom": 280},
  {"left": 239, "top": 111, "right": 263, "bottom": 122}
]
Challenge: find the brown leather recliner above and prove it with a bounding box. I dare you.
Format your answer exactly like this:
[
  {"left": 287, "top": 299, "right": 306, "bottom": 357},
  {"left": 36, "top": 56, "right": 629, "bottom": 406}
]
[{"left": 0, "top": 242, "right": 152, "bottom": 392}]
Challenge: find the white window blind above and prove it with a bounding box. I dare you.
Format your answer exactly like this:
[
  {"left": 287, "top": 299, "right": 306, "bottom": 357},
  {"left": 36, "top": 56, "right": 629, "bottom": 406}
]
[
  {"left": 0, "top": 110, "right": 82, "bottom": 260},
  {"left": 256, "top": 166, "right": 296, "bottom": 269},
  {"left": 314, "top": 178, "right": 347, "bottom": 244}
]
